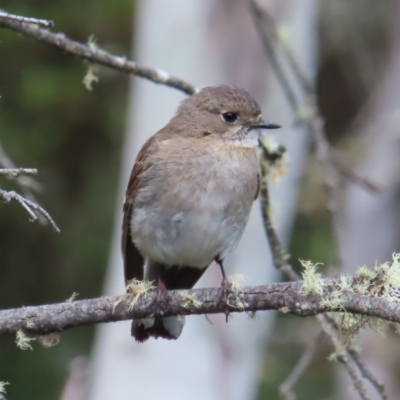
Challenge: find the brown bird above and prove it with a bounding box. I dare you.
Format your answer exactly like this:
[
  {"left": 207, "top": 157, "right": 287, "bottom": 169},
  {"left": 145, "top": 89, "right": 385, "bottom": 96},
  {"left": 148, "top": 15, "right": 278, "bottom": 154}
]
[{"left": 122, "top": 85, "right": 280, "bottom": 342}]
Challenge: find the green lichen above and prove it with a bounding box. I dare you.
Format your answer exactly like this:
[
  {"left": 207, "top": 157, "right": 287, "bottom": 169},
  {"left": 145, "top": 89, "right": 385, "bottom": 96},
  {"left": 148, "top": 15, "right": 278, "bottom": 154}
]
[
  {"left": 180, "top": 291, "right": 202, "bottom": 309},
  {"left": 319, "top": 289, "right": 345, "bottom": 310},
  {"left": 83, "top": 64, "right": 99, "bottom": 91},
  {"left": 126, "top": 279, "right": 155, "bottom": 311},
  {"left": 300, "top": 260, "right": 325, "bottom": 295},
  {"left": 0, "top": 381, "right": 9, "bottom": 395},
  {"left": 338, "top": 275, "right": 353, "bottom": 292},
  {"left": 66, "top": 292, "right": 79, "bottom": 302},
  {"left": 15, "top": 330, "right": 35, "bottom": 351},
  {"left": 356, "top": 266, "right": 376, "bottom": 280}
]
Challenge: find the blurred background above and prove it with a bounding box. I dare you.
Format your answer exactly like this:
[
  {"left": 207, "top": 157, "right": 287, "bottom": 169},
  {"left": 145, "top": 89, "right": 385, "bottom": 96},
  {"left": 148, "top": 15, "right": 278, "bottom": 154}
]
[{"left": 1, "top": 1, "right": 399, "bottom": 399}]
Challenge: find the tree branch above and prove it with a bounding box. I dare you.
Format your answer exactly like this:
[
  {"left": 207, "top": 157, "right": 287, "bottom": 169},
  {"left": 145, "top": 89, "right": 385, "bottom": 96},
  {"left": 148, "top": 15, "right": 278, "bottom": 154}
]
[
  {"left": 0, "top": 189, "right": 60, "bottom": 232},
  {"left": 1, "top": 280, "right": 400, "bottom": 336},
  {"left": 0, "top": 11, "right": 54, "bottom": 28},
  {"left": 0, "top": 168, "right": 37, "bottom": 177},
  {"left": 0, "top": 15, "right": 197, "bottom": 96},
  {"left": 0, "top": 142, "right": 40, "bottom": 192}
]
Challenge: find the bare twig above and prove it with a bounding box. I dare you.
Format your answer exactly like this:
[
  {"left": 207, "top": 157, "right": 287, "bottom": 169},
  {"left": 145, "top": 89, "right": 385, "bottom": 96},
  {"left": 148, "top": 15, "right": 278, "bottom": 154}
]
[
  {"left": 330, "top": 151, "right": 381, "bottom": 193},
  {"left": 0, "top": 189, "right": 60, "bottom": 232},
  {"left": 259, "top": 147, "right": 298, "bottom": 281},
  {"left": 0, "top": 168, "right": 37, "bottom": 177},
  {"left": 338, "top": 352, "right": 372, "bottom": 400},
  {"left": 319, "top": 314, "right": 372, "bottom": 400},
  {"left": 348, "top": 347, "right": 388, "bottom": 400},
  {"left": 1, "top": 279, "right": 400, "bottom": 336},
  {"left": 280, "top": 331, "right": 323, "bottom": 399},
  {"left": 0, "top": 142, "right": 40, "bottom": 192},
  {"left": 259, "top": 145, "right": 372, "bottom": 400},
  {"left": 250, "top": 0, "right": 379, "bottom": 194},
  {"left": 250, "top": 1, "right": 299, "bottom": 111},
  {"left": 0, "top": 16, "right": 197, "bottom": 95},
  {"left": 0, "top": 143, "right": 57, "bottom": 228},
  {"left": 0, "top": 11, "right": 54, "bottom": 28}
]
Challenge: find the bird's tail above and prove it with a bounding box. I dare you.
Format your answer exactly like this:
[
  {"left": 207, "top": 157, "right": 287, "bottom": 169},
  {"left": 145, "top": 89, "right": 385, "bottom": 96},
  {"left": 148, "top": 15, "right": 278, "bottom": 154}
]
[{"left": 131, "top": 315, "right": 185, "bottom": 342}]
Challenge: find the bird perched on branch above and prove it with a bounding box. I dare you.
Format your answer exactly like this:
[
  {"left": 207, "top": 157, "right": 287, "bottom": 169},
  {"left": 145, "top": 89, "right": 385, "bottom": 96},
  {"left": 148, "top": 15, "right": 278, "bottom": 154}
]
[{"left": 122, "top": 85, "right": 280, "bottom": 342}]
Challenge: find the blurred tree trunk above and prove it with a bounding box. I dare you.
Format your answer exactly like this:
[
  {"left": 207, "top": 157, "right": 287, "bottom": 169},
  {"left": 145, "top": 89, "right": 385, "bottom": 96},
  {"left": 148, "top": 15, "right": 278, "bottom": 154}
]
[
  {"left": 86, "top": 1, "right": 317, "bottom": 399},
  {"left": 336, "top": 2, "right": 400, "bottom": 397}
]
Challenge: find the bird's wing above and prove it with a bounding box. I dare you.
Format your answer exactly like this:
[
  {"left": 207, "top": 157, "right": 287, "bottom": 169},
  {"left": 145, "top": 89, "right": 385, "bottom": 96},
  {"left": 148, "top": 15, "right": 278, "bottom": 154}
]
[
  {"left": 121, "top": 135, "right": 160, "bottom": 285},
  {"left": 254, "top": 172, "right": 260, "bottom": 200}
]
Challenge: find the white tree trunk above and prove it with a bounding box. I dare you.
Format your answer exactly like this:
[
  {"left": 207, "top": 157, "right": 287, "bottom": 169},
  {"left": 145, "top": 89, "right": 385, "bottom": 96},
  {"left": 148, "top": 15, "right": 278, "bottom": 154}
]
[{"left": 87, "top": 1, "right": 317, "bottom": 399}]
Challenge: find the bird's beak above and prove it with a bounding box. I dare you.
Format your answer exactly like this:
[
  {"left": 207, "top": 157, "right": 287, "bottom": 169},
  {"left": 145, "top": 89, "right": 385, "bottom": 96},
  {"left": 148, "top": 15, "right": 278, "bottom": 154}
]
[{"left": 249, "top": 119, "right": 281, "bottom": 130}]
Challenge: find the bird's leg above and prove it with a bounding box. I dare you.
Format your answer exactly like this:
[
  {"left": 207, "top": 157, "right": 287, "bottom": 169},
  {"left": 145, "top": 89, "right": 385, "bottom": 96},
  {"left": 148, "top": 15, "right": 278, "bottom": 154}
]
[
  {"left": 215, "top": 257, "right": 230, "bottom": 322},
  {"left": 153, "top": 265, "right": 168, "bottom": 307},
  {"left": 156, "top": 279, "right": 167, "bottom": 296}
]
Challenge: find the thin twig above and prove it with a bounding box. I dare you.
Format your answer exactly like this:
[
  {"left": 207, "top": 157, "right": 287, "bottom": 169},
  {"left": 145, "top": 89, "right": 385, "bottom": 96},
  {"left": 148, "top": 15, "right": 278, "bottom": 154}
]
[
  {"left": 348, "top": 347, "right": 388, "bottom": 400},
  {"left": 0, "top": 11, "right": 54, "bottom": 28},
  {"left": 0, "top": 189, "right": 60, "bottom": 232},
  {"left": 250, "top": 1, "right": 299, "bottom": 111},
  {"left": 0, "top": 168, "right": 37, "bottom": 177},
  {"left": 0, "top": 16, "right": 197, "bottom": 95},
  {"left": 259, "top": 144, "right": 371, "bottom": 400},
  {"left": 259, "top": 150, "right": 298, "bottom": 281},
  {"left": 280, "top": 331, "right": 323, "bottom": 399},
  {"left": 249, "top": 0, "right": 380, "bottom": 194},
  {"left": 320, "top": 315, "right": 372, "bottom": 400},
  {"left": 338, "top": 353, "right": 372, "bottom": 400},
  {"left": 0, "top": 142, "right": 40, "bottom": 191},
  {"left": 0, "top": 143, "right": 56, "bottom": 228}
]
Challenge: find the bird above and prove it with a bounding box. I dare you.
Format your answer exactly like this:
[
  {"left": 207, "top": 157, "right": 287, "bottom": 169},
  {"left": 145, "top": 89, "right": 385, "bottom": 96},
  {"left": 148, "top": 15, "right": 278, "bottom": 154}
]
[{"left": 121, "top": 85, "right": 280, "bottom": 342}]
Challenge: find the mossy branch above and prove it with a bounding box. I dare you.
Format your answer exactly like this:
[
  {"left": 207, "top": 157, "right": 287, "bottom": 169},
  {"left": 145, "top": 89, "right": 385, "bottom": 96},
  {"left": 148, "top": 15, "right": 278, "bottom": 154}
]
[{"left": 1, "top": 278, "right": 400, "bottom": 336}]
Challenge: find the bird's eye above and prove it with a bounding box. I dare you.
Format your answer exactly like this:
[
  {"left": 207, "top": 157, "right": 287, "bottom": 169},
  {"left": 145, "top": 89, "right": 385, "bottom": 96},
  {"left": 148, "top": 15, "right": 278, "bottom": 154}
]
[{"left": 221, "top": 112, "right": 238, "bottom": 124}]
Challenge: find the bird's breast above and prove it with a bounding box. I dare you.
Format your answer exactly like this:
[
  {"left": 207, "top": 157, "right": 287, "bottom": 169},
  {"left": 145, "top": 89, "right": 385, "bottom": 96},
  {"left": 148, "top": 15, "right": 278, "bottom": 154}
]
[{"left": 131, "top": 142, "right": 258, "bottom": 268}]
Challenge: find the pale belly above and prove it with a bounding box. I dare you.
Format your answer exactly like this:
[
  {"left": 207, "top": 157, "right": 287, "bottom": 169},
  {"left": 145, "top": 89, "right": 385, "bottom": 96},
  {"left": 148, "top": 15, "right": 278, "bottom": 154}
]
[{"left": 130, "top": 191, "right": 252, "bottom": 268}]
